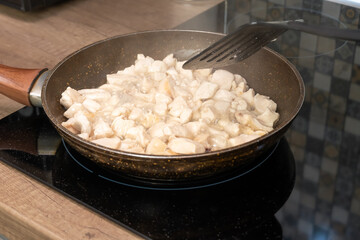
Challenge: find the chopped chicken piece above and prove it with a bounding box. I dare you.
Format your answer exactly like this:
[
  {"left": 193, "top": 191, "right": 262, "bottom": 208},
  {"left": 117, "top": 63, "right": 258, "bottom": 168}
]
[
  {"left": 91, "top": 137, "right": 121, "bottom": 149},
  {"left": 78, "top": 132, "right": 89, "bottom": 140},
  {"left": 214, "top": 101, "right": 231, "bottom": 115},
  {"left": 140, "top": 75, "right": 154, "bottom": 93},
  {"left": 193, "top": 133, "right": 210, "bottom": 149},
  {"left": 106, "top": 73, "right": 140, "bottom": 86},
  {"left": 218, "top": 120, "right": 241, "bottom": 137},
  {"left": 125, "top": 126, "right": 150, "bottom": 148},
  {"left": 254, "top": 94, "right": 277, "bottom": 113},
  {"left": 154, "top": 102, "right": 168, "bottom": 116},
  {"left": 64, "top": 103, "right": 83, "bottom": 118},
  {"left": 128, "top": 108, "right": 143, "bottom": 121},
  {"left": 257, "top": 108, "right": 280, "bottom": 127},
  {"left": 229, "top": 134, "right": 259, "bottom": 146},
  {"left": 146, "top": 138, "right": 173, "bottom": 155},
  {"left": 232, "top": 98, "right": 248, "bottom": 111},
  {"left": 163, "top": 54, "right": 176, "bottom": 67},
  {"left": 72, "top": 111, "right": 92, "bottom": 135},
  {"left": 200, "top": 106, "right": 217, "bottom": 123},
  {"left": 148, "top": 122, "right": 167, "bottom": 141},
  {"left": 241, "top": 88, "right": 255, "bottom": 105},
  {"left": 180, "top": 108, "right": 192, "bottom": 123},
  {"left": 168, "top": 96, "right": 188, "bottom": 117},
  {"left": 185, "top": 121, "right": 208, "bottom": 136},
  {"left": 155, "top": 93, "right": 172, "bottom": 104},
  {"left": 209, "top": 134, "right": 228, "bottom": 149},
  {"left": 134, "top": 55, "right": 154, "bottom": 73},
  {"left": 62, "top": 118, "right": 79, "bottom": 134},
  {"left": 82, "top": 98, "right": 101, "bottom": 113},
  {"left": 163, "top": 124, "right": 192, "bottom": 138},
  {"left": 60, "top": 54, "right": 280, "bottom": 155},
  {"left": 168, "top": 137, "right": 205, "bottom": 154},
  {"left": 93, "top": 118, "right": 113, "bottom": 139},
  {"left": 213, "top": 89, "right": 236, "bottom": 102},
  {"left": 111, "top": 117, "right": 135, "bottom": 137},
  {"left": 194, "top": 81, "right": 219, "bottom": 101},
  {"left": 211, "top": 69, "right": 234, "bottom": 90},
  {"left": 119, "top": 139, "right": 144, "bottom": 153},
  {"left": 78, "top": 89, "right": 111, "bottom": 102},
  {"left": 158, "top": 77, "right": 174, "bottom": 97},
  {"left": 60, "top": 87, "right": 84, "bottom": 109},
  {"left": 111, "top": 106, "right": 130, "bottom": 118},
  {"left": 149, "top": 60, "right": 167, "bottom": 73}
]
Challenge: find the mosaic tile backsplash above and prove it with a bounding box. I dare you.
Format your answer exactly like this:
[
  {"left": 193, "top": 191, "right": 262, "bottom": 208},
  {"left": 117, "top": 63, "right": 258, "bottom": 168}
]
[
  {"left": 227, "top": 1, "right": 360, "bottom": 240},
  {"left": 179, "top": 0, "right": 360, "bottom": 239}
]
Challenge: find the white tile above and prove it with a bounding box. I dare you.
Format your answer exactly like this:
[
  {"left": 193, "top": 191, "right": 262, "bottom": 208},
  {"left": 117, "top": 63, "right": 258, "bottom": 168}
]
[
  {"left": 321, "top": 157, "right": 338, "bottom": 175},
  {"left": 344, "top": 116, "right": 360, "bottom": 136},
  {"left": 269, "top": 0, "right": 285, "bottom": 5},
  {"left": 308, "top": 120, "right": 325, "bottom": 139},
  {"left": 315, "top": 212, "right": 330, "bottom": 229},
  {"left": 317, "top": 36, "right": 336, "bottom": 57},
  {"left": 286, "top": 0, "right": 303, "bottom": 7},
  {"left": 349, "top": 83, "right": 360, "bottom": 102},
  {"left": 298, "top": 49, "right": 316, "bottom": 69},
  {"left": 298, "top": 219, "right": 314, "bottom": 237},
  {"left": 300, "top": 192, "right": 316, "bottom": 209},
  {"left": 289, "top": 189, "right": 301, "bottom": 202},
  {"left": 333, "top": 59, "right": 352, "bottom": 81},
  {"left": 351, "top": 199, "right": 360, "bottom": 216},
  {"left": 303, "top": 165, "right": 320, "bottom": 183},
  {"left": 355, "top": 46, "right": 360, "bottom": 65},
  {"left": 314, "top": 72, "right": 331, "bottom": 92},
  {"left": 325, "top": 0, "right": 360, "bottom": 9},
  {"left": 322, "top": 1, "right": 341, "bottom": 19},
  {"left": 310, "top": 105, "right": 327, "bottom": 124},
  {"left": 331, "top": 206, "right": 349, "bottom": 224},
  {"left": 250, "top": 1, "right": 267, "bottom": 19},
  {"left": 300, "top": 32, "right": 318, "bottom": 52}
]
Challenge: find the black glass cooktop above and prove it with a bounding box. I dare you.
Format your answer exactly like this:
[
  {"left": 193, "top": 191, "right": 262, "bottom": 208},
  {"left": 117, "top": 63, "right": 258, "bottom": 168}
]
[
  {"left": 1, "top": 0, "right": 360, "bottom": 239},
  {"left": 0, "top": 107, "right": 295, "bottom": 239}
]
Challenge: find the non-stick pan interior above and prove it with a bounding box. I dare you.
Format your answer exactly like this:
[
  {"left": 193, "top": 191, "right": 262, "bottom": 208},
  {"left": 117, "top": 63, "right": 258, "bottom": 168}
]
[
  {"left": 43, "top": 30, "right": 303, "bottom": 131},
  {"left": 43, "top": 30, "right": 227, "bottom": 126}
]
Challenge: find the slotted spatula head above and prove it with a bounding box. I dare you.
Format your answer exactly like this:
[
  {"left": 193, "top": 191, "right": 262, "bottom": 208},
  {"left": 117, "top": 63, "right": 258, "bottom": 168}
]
[{"left": 182, "top": 22, "right": 288, "bottom": 70}]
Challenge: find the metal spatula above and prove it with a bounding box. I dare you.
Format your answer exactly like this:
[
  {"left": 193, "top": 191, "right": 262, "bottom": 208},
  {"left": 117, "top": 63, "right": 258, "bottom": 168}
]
[{"left": 182, "top": 20, "right": 360, "bottom": 69}]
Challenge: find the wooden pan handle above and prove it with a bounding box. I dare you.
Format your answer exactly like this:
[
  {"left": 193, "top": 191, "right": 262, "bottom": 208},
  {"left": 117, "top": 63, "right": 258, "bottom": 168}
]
[{"left": 0, "top": 64, "right": 46, "bottom": 106}]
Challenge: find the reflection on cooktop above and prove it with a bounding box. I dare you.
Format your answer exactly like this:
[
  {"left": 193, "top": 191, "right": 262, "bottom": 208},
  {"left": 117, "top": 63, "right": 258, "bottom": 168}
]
[
  {"left": 62, "top": 139, "right": 280, "bottom": 190},
  {"left": 54, "top": 137, "right": 295, "bottom": 239},
  {"left": 0, "top": 107, "right": 296, "bottom": 239}
]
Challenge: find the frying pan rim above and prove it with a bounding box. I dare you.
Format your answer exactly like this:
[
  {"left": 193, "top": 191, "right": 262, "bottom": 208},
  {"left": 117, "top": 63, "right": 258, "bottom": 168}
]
[{"left": 41, "top": 29, "right": 305, "bottom": 160}]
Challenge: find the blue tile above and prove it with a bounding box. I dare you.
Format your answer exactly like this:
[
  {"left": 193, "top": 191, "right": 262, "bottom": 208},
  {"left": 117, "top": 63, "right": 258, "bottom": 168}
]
[
  {"left": 306, "top": 136, "right": 324, "bottom": 155},
  {"left": 305, "top": 152, "right": 322, "bottom": 167},
  {"left": 347, "top": 100, "right": 360, "bottom": 119},
  {"left": 315, "top": 55, "right": 334, "bottom": 75},
  {"left": 339, "top": 132, "right": 360, "bottom": 167},
  {"left": 325, "top": 126, "right": 343, "bottom": 145},
  {"left": 335, "top": 41, "right": 355, "bottom": 63},
  {"left": 330, "top": 77, "right": 351, "bottom": 96}
]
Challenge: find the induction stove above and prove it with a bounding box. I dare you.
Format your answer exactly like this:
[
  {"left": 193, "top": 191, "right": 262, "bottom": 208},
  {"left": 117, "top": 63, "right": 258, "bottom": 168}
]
[
  {"left": 1, "top": 0, "right": 360, "bottom": 239},
  {"left": 0, "top": 107, "right": 295, "bottom": 239}
]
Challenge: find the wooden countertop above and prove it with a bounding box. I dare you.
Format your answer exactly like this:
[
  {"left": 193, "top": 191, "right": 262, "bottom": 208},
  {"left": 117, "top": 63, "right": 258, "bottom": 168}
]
[{"left": 0, "top": 0, "right": 222, "bottom": 239}]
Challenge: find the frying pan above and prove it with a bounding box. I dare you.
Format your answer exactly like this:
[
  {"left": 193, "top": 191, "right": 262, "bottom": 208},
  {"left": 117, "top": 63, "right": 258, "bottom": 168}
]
[{"left": 0, "top": 30, "right": 304, "bottom": 184}]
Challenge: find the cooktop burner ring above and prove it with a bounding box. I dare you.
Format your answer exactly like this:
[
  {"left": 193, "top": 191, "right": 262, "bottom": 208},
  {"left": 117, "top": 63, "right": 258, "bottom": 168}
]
[{"left": 63, "top": 139, "right": 280, "bottom": 191}]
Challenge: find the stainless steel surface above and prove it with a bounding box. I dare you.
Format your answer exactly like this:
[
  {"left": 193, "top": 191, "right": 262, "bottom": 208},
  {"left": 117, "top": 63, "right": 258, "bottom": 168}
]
[{"left": 29, "top": 70, "right": 50, "bottom": 107}]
